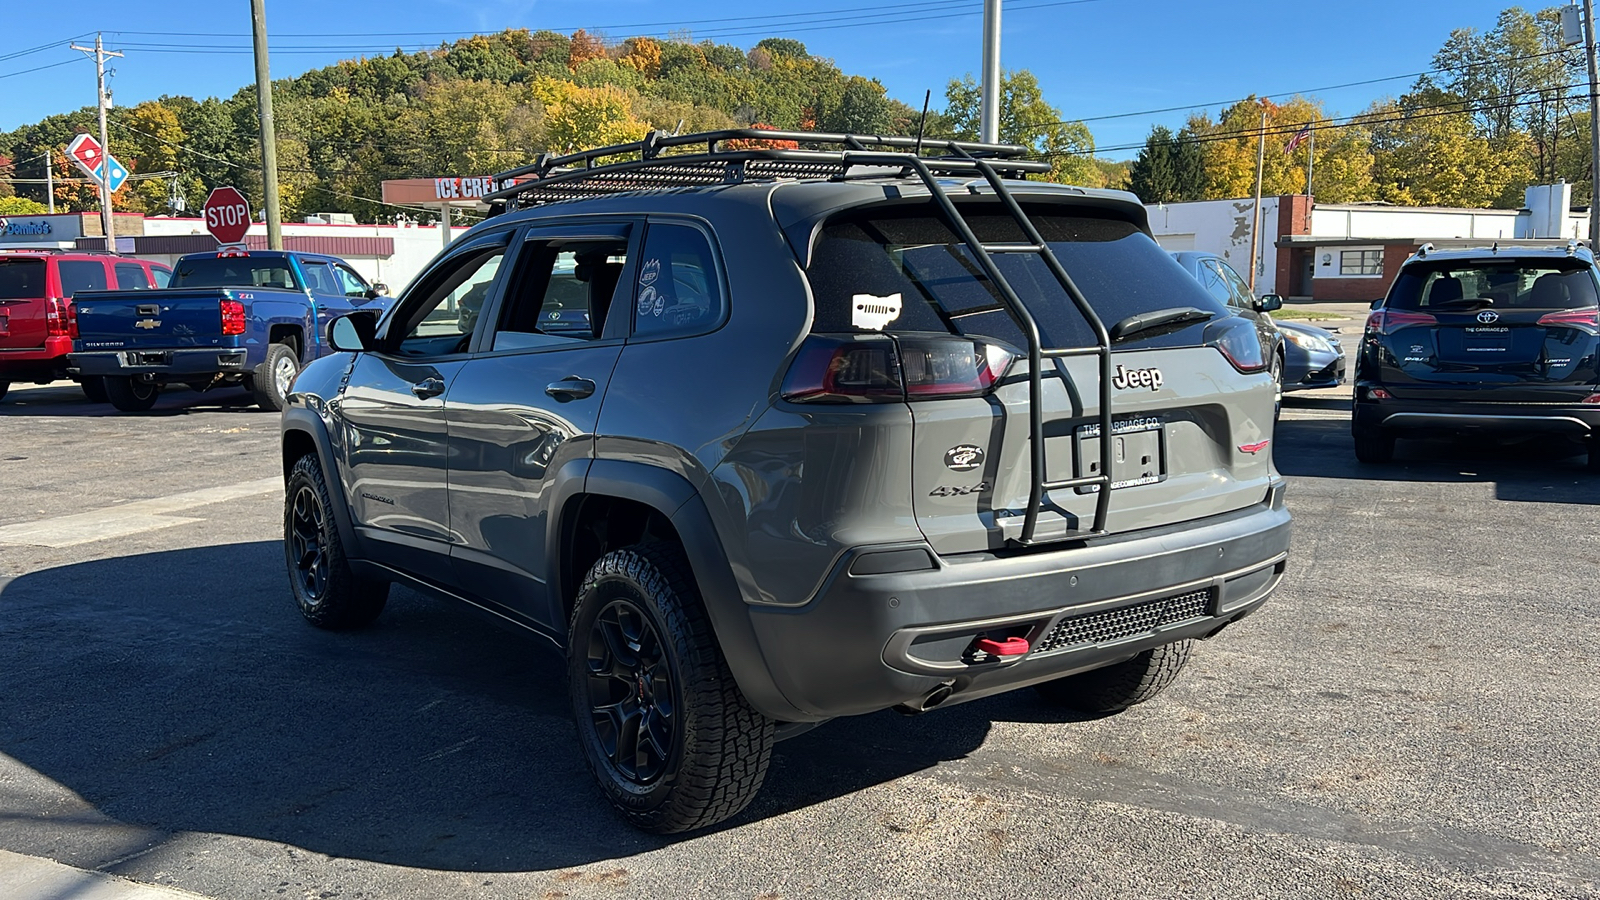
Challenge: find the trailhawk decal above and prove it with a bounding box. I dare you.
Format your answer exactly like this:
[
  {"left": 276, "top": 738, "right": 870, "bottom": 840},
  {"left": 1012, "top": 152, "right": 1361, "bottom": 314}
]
[{"left": 1111, "top": 364, "right": 1163, "bottom": 391}]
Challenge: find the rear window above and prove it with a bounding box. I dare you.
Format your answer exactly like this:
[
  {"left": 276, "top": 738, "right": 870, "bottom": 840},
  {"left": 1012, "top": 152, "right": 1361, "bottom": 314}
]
[
  {"left": 58, "top": 260, "right": 108, "bottom": 297},
  {"left": 805, "top": 205, "right": 1227, "bottom": 350},
  {"left": 0, "top": 259, "right": 45, "bottom": 300},
  {"left": 171, "top": 257, "right": 300, "bottom": 290},
  {"left": 1388, "top": 260, "right": 1600, "bottom": 311}
]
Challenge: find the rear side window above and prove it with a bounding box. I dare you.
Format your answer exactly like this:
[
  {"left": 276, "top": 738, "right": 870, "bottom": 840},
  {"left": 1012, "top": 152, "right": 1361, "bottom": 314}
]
[
  {"left": 171, "top": 257, "right": 299, "bottom": 290},
  {"left": 58, "top": 260, "right": 108, "bottom": 297},
  {"left": 0, "top": 260, "right": 45, "bottom": 299},
  {"left": 632, "top": 223, "right": 723, "bottom": 338},
  {"left": 1388, "top": 260, "right": 1600, "bottom": 311},
  {"left": 114, "top": 263, "right": 152, "bottom": 290},
  {"left": 806, "top": 206, "right": 1226, "bottom": 350}
]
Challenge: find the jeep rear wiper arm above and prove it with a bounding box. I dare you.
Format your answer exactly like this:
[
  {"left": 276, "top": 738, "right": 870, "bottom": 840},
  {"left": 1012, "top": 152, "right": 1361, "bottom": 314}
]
[{"left": 1109, "top": 306, "right": 1214, "bottom": 342}]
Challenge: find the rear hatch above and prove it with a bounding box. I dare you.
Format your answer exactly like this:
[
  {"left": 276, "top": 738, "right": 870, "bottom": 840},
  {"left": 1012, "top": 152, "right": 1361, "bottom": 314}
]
[
  {"left": 0, "top": 257, "right": 50, "bottom": 350},
  {"left": 1371, "top": 257, "right": 1600, "bottom": 402},
  {"left": 796, "top": 199, "right": 1277, "bottom": 554}
]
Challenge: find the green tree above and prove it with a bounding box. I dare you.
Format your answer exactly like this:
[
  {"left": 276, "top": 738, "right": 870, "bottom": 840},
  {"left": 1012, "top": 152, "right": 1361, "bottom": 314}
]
[
  {"left": 0, "top": 196, "right": 48, "bottom": 215},
  {"left": 943, "top": 70, "right": 1097, "bottom": 185},
  {"left": 1363, "top": 95, "right": 1529, "bottom": 207},
  {"left": 1126, "top": 125, "right": 1205, "bottom": 202}
]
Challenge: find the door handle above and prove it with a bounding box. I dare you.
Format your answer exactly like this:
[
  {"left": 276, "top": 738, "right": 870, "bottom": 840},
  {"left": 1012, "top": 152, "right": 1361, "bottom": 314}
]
[
  {"left": 410, "top": 377, "right": 446, "bottom": 399},
  {"left": 545, "top": 376, "right": 596, "bottom": 401}
]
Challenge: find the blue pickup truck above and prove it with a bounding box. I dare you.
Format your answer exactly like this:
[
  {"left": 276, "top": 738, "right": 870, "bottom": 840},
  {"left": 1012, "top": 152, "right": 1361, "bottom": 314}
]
[{"left": 70, "top": 250, "right": 393, "bottom": 412}]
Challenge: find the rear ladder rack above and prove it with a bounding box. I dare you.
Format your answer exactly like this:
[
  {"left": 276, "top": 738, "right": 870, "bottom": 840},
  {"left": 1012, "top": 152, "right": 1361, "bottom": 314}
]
[{"left": 838, "top": 150, "right": 1117, "bottom": 545}]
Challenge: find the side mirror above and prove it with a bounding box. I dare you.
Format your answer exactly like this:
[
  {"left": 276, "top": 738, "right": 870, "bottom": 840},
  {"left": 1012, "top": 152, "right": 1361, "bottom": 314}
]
[
  {"left": 367, "top": 283, "right": 389, "bottom": 299},
  {"left": 1254, "top": 293, "right": 1284, "bottom": 312},
  {"left": 1370, "top": 298, "right": 1383, "bottom": 310},
  {"left": 328, "top": 310, "right": 379, "bottom": 352}
]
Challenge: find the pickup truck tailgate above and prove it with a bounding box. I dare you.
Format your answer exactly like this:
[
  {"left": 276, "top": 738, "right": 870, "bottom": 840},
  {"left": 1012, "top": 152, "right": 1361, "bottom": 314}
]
[{"left": 73, "top": 289, "right": 231, "bottom": 350}]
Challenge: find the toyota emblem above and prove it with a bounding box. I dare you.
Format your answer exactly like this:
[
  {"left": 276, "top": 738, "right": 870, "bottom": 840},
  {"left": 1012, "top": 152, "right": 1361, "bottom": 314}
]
[{"left": 1476, "top": 310, "right": 1500, "bottom": 324}]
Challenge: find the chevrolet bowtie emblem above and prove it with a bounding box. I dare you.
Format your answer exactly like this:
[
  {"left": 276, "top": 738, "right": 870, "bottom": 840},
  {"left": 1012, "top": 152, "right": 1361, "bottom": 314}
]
[{"left": 134, "top": 319, "right": 161, "bottom": 329}]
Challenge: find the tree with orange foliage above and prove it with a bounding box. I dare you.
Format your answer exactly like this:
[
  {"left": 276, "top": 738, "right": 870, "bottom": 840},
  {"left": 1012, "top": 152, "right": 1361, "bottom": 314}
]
[
  {"left": 567, "top": 29, "right": 606, "bottom": 70},
  {"left": 723, "top": 123, "right": 799, "bottom": 150}
]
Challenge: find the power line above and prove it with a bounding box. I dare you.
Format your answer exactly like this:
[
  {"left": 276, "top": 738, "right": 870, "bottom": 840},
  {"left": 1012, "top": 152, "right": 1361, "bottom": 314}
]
[
  {"left": 0, "top": 33, "right": 95, "bottom": 63},
  {"left": 0, "top": 57, "right": 86, "bottom": 81}
]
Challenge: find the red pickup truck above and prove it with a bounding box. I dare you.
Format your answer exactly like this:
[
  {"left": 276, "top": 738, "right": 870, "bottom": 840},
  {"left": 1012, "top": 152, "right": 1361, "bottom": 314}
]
[{"left": 0, "top": 250, "right": 172, "bottom": 401}]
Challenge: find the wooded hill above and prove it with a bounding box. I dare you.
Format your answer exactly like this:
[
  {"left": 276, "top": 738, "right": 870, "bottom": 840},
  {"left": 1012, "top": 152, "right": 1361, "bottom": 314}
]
[{"left": 0, "top": 30, "right": 1114, "bottom": 223}]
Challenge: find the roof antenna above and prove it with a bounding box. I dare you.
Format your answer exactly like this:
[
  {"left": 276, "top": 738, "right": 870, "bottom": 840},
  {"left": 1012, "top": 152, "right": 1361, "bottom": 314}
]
[{"left": 914, "top": 89, "right": 932, "bottom": 156}]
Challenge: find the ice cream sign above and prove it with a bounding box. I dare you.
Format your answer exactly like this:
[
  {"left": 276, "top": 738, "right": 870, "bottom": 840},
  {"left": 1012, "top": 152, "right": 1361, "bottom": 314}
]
[{"left": 430, "top": 177, "right": 498, "bottom": 201}]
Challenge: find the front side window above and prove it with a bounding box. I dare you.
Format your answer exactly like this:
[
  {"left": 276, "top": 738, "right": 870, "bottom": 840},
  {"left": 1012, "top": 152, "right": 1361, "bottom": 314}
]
[
  {"left": 388, "top": 243, "right": 507, "bottom": 354},
  {"left": 299, "top": 262, "right": 338, "bottom": 295},
  {"left": 334, "top": 265, "right": 370, "bottom": 298},
  {"left": 1340, "top": 249, "right": 1384, "bottom": 276},
  {"left": 114, "top": 263, "right": 152, "bottom": 290},
  {"left": 151, "top": 266, "right": 172, "bottom": 288},
  {"left": 492, "top": 237, "right": 629, "bottom": 349},
  {"left": 632, "top": 223, "right": 723, "bottom": 338}
]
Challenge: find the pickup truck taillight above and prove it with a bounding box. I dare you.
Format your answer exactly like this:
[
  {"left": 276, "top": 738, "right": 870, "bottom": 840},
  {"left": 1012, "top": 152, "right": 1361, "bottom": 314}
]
[
  {"left": 220, "top": 299, "right": 246, "bottom": 335},
  {"left": 780, "top": 334, "right": 1016, "bottom": 403},
  {"left": 44, "top": 298, "right": 78, "bottom": 339}
]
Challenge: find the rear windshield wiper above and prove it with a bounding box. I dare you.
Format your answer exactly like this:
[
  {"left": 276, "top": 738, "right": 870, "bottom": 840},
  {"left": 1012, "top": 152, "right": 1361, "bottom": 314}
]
[
  {"left": 1109, "top": 306, "right": 1214, "bottom": 342},
  {"left": 1430, "top": 297, "right": 1494, "bottom": 309}
]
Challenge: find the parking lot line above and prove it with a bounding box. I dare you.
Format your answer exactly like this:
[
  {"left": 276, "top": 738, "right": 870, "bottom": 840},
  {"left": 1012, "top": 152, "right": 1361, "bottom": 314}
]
[{"left": 0, "top": 477, "right": 282, "bottom": 548}]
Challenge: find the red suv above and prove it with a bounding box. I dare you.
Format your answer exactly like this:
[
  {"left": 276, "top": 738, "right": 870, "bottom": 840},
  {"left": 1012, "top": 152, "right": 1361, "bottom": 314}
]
[{"left": 0, "top": 250, "right": 172, "bottom": 401}]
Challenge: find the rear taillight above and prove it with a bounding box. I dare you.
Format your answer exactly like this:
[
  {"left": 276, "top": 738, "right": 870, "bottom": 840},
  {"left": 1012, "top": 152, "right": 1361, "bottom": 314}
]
[
  {"left": 1203, "top": 316, "right": 1268, "bottom": 374},
  {"left": 44, "top": 298, "right": 77, "bottom": 338},
  {"left": 1537, "top": 307, "right": 1600, "bottom": 328},
  {"left": 220, "top": 299, "right": 246, "bottom": 336},
  {"left": 1365, "top": 309, "right": 1438, "bottom": 334},
  {"left": 781, "top": 334, "right": 1016, "bottom": 404}
]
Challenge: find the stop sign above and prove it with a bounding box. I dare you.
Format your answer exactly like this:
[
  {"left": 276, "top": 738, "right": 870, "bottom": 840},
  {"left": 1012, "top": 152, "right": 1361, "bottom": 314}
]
[{"left": 202, "top": 187, "right": 252, "bottom": 245}]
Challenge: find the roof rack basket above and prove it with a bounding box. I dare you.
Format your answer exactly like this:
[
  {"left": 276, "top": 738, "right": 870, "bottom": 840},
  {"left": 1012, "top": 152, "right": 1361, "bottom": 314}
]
[{"left": 487, "top": 128, "right": 1116, "bottom": 545}]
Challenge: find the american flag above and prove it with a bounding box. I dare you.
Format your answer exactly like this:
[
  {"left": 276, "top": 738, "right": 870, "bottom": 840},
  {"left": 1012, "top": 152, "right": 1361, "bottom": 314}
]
[{"left": 1285, "top": 125, "right": 1313, "bottom": 154}]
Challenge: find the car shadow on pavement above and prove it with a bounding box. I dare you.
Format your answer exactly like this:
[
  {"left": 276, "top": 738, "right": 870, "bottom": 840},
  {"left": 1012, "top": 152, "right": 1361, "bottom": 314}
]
[
  {"left": 1273, "top": 418, "right": 1600, "bottom": 505},
  {"left": 0, "top": 541, "right": 992, "bottom": 872},
  {"left": 0, "top": 383, "right": 263, "bottom": 418}
]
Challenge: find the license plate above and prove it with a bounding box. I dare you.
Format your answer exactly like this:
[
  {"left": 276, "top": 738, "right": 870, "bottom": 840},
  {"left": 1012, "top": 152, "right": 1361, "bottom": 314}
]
[
  {"left": 1073, "top": 417, "right": 1166, "bottom": 493},
  {"left": 1462, "top": 327, "right": 1510, "bottom": 353}
]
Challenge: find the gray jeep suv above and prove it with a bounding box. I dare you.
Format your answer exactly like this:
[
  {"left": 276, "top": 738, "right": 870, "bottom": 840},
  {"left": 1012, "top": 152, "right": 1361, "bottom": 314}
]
[{"left": 279, "top": 129, "right": 1291, "bottom": 833}]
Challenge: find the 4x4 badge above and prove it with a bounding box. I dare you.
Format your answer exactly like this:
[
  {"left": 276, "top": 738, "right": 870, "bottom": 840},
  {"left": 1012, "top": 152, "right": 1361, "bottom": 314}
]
[
  {"left": 944, "top": 444, "right": 984, "bottom": 471},
  {"left": 1477, "top": 310, "right": 1500, "bottom": 324}
]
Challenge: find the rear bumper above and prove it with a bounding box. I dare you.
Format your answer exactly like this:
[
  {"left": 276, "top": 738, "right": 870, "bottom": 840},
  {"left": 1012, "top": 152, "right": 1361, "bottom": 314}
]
[
  {"left": 1353, "top": 395, "right": 1600, "bottom": 436},
  {"left": 745, "top": 483, "right": 1291, "bottom": 720},
  {"left": 70, "top": 348, "right": 251, "bottom": 380},
  {"left": 0, "top": 337, "right": 72, "bottom": 381}
]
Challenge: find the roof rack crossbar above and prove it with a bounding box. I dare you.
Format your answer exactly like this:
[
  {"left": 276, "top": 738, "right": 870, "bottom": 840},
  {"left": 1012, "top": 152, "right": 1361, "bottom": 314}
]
[{"left": 485, "top": 128, "right": 1050, "bottom": 210}]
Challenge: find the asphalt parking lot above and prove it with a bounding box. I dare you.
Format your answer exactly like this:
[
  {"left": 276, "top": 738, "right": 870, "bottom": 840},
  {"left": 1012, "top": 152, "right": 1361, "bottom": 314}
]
[{"left": 2, "top": 357, "right": 1598, "bottom": 899}]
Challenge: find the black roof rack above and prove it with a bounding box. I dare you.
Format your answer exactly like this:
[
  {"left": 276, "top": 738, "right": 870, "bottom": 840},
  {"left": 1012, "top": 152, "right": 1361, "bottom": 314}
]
[{"left": 484, "top": 128, "right": 1051, "bottom": 211}]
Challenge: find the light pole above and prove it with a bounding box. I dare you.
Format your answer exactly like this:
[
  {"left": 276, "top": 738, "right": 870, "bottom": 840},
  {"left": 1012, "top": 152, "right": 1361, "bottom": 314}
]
[
  {"left": 980, "top": 0, "right": 1000, "bottom": 142},
  {"left": 1584, "top": 0, "right": 1600, "bottom": 248}
]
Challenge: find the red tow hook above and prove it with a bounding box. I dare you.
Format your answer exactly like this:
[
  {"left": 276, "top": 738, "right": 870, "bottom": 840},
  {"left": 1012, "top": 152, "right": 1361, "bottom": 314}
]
[{"left": 974, "top": 636, "right": 1030, "bottom": 657}]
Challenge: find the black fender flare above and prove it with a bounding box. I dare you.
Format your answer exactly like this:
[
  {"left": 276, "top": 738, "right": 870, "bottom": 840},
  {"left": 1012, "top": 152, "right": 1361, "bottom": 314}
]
[
  {"left": 575, "top": 458, "right": 817, "bottom": 723},
  {"left": 280, "top": 406, "right": 363, "bottom": 564}
]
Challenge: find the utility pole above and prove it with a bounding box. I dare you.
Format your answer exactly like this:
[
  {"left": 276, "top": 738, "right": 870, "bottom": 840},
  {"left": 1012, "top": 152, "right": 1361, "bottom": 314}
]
[
  {"left": 1248, "top": 109, "right": 1267, "bottom": 293},
  {"left": 43, "top": 150, "right": 55, "bottom": 214},
  {"left": 980, "top": 0, "right": 1001, "bottom": 143},
  {"left": 1584, "top": 0, "right": 1600, "bottom": 248},
  {"left": 251, "top": 0, "right": 284, "bottom": 250},
  {"left": 70, "top": 34, "right": 121, "bottom": 252}
]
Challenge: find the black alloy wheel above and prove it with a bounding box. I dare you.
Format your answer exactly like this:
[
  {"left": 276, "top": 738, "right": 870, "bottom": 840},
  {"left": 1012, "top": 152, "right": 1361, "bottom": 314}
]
[
  {"left": 288, "top": 483, "right": 331, "bottom": 605},
  {"left": 584, "top": 597, "right": 678, "bottom": 786}
]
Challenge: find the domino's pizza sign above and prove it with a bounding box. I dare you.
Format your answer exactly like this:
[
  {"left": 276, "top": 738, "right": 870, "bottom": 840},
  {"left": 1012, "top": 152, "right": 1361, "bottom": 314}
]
[{"left": 0, "top": 217, "right": 54, "bottom": 238}]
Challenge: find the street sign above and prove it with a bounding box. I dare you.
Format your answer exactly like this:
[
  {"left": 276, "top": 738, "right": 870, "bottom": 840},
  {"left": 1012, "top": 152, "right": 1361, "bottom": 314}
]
[
  {"left": 65, "top": 133, "right": 129, "bottom": 192},
  {"left": 202, "top": 186, "right": 252, "bottom": 245},
  {"left": 66, "top": 134, "right": 104, "bottom": 175}
]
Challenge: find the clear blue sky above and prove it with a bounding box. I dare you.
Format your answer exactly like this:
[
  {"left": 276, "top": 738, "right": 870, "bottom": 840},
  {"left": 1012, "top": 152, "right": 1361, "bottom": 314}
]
[{"left": 0, "top": 0, "right": 1528, "bottom": 158}]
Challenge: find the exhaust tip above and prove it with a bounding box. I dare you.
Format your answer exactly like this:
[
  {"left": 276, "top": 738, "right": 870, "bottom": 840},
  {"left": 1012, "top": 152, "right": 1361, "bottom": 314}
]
[{"left": 896, "top": 683, "right": 955, "bottom": 715}]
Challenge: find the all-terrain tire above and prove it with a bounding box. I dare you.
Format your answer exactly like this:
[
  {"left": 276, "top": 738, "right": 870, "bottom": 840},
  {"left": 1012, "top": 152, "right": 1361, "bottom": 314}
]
[
  {"left": 568, "top": 542, "right": 774, "bottom": 834},
  {"left": 284, "top": 453, "right": 388, "bottom": 629},
  {"left": 1352, "top": 419, "right": 1395, "bottom": 464},
  {"left": 252, "top": 341, "right": 300, "bottom": 412},
  {"left": 1034, "top": 640, "right": 1194, "bottom": 714},
  {"left": 80, "top": 376, "right": 108, "bottom": 403},
  {"left": 104, "top": 376, "right": 159, "bottom": 412}
]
